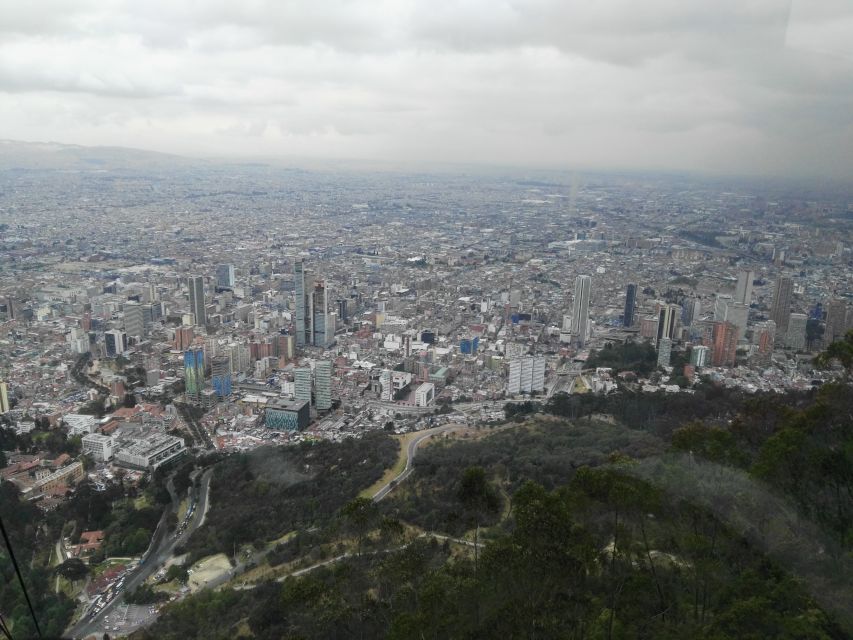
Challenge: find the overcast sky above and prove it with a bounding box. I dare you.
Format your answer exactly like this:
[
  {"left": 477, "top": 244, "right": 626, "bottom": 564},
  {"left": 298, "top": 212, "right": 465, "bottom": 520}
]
[{"left": 1, "top": 0, "right": 851, "bottom": 177}]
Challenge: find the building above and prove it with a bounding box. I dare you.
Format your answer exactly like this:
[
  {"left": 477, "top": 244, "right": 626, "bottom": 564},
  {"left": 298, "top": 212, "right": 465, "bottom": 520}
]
[
  {"left": 210, "top": 355, "right": 232, "bottom": 399},
  {"left": 63, "top": 414, "right": 97, "bottom": 435},
  {"left": 711, "top": 321, "right": 738, "bottom": 367},
  {"left": 657, "top": 303, "right": 681, "bottom": 344},
  {"left": 770, "top": 275, "right": 793, "bottom": 336},
  {"left": 314, "top": 360, "right": 332, "bottom": 410},
  {"left": 640, "top": 315, "right": 659, "bottom": 340},
  {"left": 570, "top": 275, "right": 592, "bottom": 345},
  {"left": 415, "top": 383, "right": 435, "bottom": 407},
  {"left": 183, "top": 346, "right": 205, "bottom": 402},
  {"left": 682, "top": 298, "right": 701, "bottom": 326},
  {"left": 734, "top": 270, "right": 755, "bottom": 305},
  {"left": 825, "top": 299, "right": 847, "bottom": 344},
  {"left": 0, "top": 380, "right": 8, "bottom": 414},
  {"left": 752, "top": 320, "right": 776, "bottom": 364},
  {"left": 294, "top": 367, "right": 312, "bottom": 405},
  {"left": 188, "top": 275, "right": 206, "bottom": 327},
  {"left": 507, "top": 356, "right": 546, "bottom": 395},
  {"left": 379, "top": 369, "right": 392, "bottom": 401},
  {"left": 657, "top": 338, "right": 672, "bottom": 367},
  {"left": 22, "top": 461, "right": 85, "bottom": 496},
  {"left": 785, "top": 313, "right": 808, "bottom": 351},
  {"left": 216, "top": 264, "right": 236, "bottom": 289},
  {"left": 714, "top": 295, "right": 749, "bottom": 337},
  {"left": 124, "top": 302, "right": 144, "bottom": 339},
  {"left": 690, "top": 345, "right": 709, "bottom": 368},
  {"left": 623, "top": 283, "right": 637, "bottom": 328},
  {"left": 114, "top": 434, "right": 186, "bottom": 470},
  {"left": 264, "top": 400, "right": 310, "bottom": 431},
  {"left": 311, "top": 281, "right": 334, "bottom": 348},
  {"left": 174, "top": 326, "right": 194, "bottom": 351},
  {"left": 104, "top": 330, "right": 127, "bottom": 357},
  {"left": 82, "top": 433, "right": 115, "bottom": 461},
  {"left": 294, "top": 259, "right": 309, "bottom": 347}
]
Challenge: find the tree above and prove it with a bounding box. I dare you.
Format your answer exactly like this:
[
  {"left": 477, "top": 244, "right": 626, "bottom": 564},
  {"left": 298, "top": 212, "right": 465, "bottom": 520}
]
[
  {"left": 341, "top": 497, "right": 379, "bottom": 556},
  {"left": 55, "top": 558, "right": 90, "bottom": 583},
  {"left": 166, "top": 564, "right": 189, "bottom": 584},
  {"left": 122, "top": 393, "right": 136, "bottom": 408}
]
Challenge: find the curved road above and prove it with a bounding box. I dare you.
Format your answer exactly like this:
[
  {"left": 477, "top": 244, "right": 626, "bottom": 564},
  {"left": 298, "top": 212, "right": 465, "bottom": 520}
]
[
  {"left": 68, "top": 468, "right": 213, "bottom": 639},
  {"left": 372, "top": 424, "right": 459, "bottom": 502}
]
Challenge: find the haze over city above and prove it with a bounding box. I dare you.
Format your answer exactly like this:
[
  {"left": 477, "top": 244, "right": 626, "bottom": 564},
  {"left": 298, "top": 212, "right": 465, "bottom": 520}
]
[{"left": 1, "top": 0, "right": 852, "bottom": 178}]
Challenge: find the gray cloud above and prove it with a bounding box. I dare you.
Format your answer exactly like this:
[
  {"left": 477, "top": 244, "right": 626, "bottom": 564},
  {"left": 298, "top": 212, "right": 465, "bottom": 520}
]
[{"left": 0, "top": 0, "right": 851, "bottom": 178}]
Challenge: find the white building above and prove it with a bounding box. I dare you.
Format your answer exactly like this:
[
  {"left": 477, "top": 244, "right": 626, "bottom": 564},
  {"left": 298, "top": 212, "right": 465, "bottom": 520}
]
[
  {"left": 314, "top": 360, "right": 332, "bottom": 411},
  {"left": 82, "top": 433, "right": 115, "bottom": 461},
  {"left": 114, "top": 434, "right": 186, "bottom": 469},
  {"left": 415, "top": 383, "right": 435, "bottom": 407},
  {"left": 507, "top": 356, "right": 546, "bottom": 395},
  {"left": 63, "top": 414, "right": 97, "bottom": 436},
  {"left": 294, "top": 367, "right": 313, "bottom": 405}
]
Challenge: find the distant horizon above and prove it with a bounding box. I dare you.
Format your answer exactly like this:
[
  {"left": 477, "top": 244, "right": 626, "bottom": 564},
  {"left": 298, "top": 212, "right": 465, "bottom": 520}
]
[{"left": 4, "top": 137, "right": 852, "bottom": 188}]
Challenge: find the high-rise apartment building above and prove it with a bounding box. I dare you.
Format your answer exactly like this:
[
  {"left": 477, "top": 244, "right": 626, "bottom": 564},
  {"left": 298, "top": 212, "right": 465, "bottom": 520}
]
[
  {"left": 770, "top": 275, "right": 793, "bottom": 336},
  {"left": 682, "top": 298, "right": 701, "bottom": 326},
  {"left": 216, "top": 264, "right": 235, "bottom": 289},
  {"left": 752, "top": 320, "right": 776, "bottom": 365},
  {"left": 571, "top": 275, "right": 591, "bottom": 345},
  {"left": 188, "top": 276, "right": 206, "bottom": 327},
  {"left": 623, "top": 284, "right": 637, "bottom": 328},
  {"left": 314, "top": 361, "right": 332, "bottom": 410},
  {"left": 174, "top": 326, "right": 194, "bottom": 351},
  {"left": 506, "top": 356, "right": 546, "bottom": 395},
  {"left": 711, "top": 321, "right": 738, "bottom": 367},
  {"left": 294, "top": 367, "right": 312, "bottom": 405},
  {"left": 183, "top": 346, "right": 205, "bottom": 402},
  {"left": 734, "top": 270, "right": 755, "bottom": 305}
]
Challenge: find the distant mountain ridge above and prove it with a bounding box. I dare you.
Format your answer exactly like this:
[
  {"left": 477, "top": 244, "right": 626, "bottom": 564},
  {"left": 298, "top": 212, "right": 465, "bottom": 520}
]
[{"left": 0, "top": 139, "right": 201, "bottom": 171}]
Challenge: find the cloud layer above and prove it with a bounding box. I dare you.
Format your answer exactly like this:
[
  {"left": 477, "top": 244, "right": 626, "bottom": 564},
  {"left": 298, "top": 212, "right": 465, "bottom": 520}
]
[{"left": 1, "top": 0, "right": 851, "bottom": 177}]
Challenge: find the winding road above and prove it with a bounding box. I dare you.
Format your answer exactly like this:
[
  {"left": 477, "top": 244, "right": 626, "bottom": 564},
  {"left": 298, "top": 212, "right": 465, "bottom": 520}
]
[
  {"left": 67, "top": 468, "right": 213, "bottom": 639},
  {"left": 372, "top": 424, "right": 459, "bottom": 502}
]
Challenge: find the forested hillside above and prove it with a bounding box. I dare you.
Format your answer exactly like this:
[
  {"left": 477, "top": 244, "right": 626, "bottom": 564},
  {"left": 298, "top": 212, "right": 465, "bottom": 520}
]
[{"left": 135, "top": 369, "right": 853, "bottom": 639}]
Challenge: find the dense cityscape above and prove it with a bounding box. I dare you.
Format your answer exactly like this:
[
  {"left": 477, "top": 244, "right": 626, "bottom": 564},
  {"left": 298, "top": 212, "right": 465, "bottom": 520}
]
[{"left": 0, "top": 142, "right": 851, "bottom": 638}]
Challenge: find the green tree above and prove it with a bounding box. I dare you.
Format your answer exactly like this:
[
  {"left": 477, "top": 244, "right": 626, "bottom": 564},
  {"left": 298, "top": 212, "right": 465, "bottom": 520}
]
[{"left": 341, "top": 497, "right": 379, "bottom": 556}]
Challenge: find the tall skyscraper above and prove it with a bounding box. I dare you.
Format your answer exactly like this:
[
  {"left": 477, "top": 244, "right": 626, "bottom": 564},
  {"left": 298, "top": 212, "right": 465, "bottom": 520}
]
[
  {"left": 188, "top": 276, "right": 206, "bottom": 327},
  {"left": 682, "top": 298, "right": 701, "bottom": 326},
  {"left": 734, "top": 270, "right": 755, "bottom": 305},
  {"left": 183, "top": 346, "right": 205, "bottom": 402},
  {"left": 657, "top": 303, "right": 681, "bottom": 344},
  {"left": 294, "top": 367, "right": 312, "bottom": 405},
  {"left": 825, "top": 299, "right": 847, "bottom": 344},
  {"left": 570, "top": 275, "right": 591, "bottom": 345},
  {"left": 690, "top": 345, "right": 709, "bottom": 368},
  {"left": 785, "top": 313, "right": 808, "bottom": 351},
  {"left": 770, "top": 275, "right": 793, "bottom": 335},
  {"left": 311, "top": 281, "right": 333, "bottom": 348},
  {"left": 211, "top": 355, "right": 232, "bottom": 398},
  {"left": 0, "top": 380, "right": 9, "bottom": 414},
  {"left": 314, "top": 361, "right": 332, "bottom": 410},
  {"left": 623, "top": 284, "right": 637, "bottom": 328},
  {"left": 711, "top": 321, "right": 738, "bottom": 367},
  {"left": 124, "top": 301, "right": 144, "bottom": 339},
  {"left": 216, "top": 264, "right": 236, "bottom": 289},
  {"left": 294, "top": 259, "right": 310, "bottom": 347}
]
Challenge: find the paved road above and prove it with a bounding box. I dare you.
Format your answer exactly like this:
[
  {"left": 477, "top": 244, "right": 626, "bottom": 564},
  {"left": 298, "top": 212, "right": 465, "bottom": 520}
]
[
  {"left": 67, "top": 469, "right": 213, "bottom": 639},
  {"left": 372, "top": 424, "right": 459, "bottom": 502}
]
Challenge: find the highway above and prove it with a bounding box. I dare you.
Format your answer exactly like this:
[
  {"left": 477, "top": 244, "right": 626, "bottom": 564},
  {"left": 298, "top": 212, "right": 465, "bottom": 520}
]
[{"left": 67, "top": 468, "right": 213, "bottom": 639}]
